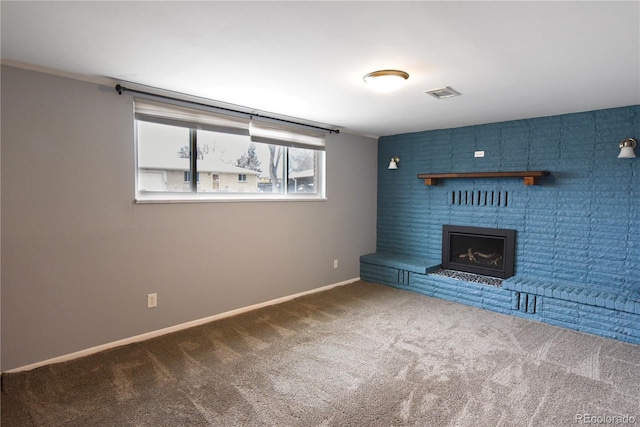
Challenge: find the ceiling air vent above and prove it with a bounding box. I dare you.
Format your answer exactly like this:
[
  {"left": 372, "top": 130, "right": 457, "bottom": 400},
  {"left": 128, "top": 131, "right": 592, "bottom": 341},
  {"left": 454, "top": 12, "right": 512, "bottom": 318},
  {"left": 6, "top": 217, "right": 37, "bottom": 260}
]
[{"left": 426, "top": 86, "right": 461, "bottom": 99}]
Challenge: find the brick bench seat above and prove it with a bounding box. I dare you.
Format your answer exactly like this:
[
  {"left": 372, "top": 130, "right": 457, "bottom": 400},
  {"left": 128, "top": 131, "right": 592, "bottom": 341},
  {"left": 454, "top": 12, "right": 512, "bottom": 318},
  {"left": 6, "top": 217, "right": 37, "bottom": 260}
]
[
  {"left": 503, "top": 276, "right": 640, "bottom": 315},
  {"left": 360, "top": 252, "right": 440, "bottom": 275}
]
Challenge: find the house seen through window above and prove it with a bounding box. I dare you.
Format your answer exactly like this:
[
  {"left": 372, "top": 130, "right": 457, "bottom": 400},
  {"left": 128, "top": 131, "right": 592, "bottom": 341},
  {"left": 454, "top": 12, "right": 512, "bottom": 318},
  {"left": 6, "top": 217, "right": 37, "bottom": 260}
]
[
  {"left": 134, "top": 98, "right": 326, "bottom": 201},
  {"left": 183, "top": 172, "right": 200, "bottom": 183}
]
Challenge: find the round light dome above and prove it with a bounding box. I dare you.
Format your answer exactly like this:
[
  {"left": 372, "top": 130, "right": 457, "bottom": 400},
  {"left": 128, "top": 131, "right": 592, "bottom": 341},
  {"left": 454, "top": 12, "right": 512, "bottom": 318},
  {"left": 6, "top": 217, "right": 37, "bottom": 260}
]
[{"left": 363, "top": 70, "right": 409, "bottom": 93}]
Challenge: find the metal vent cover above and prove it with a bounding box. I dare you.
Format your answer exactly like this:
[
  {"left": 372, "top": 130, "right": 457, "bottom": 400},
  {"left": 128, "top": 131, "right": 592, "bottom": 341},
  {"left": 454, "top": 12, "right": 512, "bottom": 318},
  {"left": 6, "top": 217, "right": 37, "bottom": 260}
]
[
  {"left": 426, "top": 86, "right": 461, "bottom": 99},
  {"left": 451, "top": 190, "right": 508, "bottom": 207}
]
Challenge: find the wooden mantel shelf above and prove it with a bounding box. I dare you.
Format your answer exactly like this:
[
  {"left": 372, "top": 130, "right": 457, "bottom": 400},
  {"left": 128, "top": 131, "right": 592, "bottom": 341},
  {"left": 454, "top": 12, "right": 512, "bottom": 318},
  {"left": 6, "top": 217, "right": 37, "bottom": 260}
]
[{"left": 417, "top": 171, "right": 550, "bottom": 186}]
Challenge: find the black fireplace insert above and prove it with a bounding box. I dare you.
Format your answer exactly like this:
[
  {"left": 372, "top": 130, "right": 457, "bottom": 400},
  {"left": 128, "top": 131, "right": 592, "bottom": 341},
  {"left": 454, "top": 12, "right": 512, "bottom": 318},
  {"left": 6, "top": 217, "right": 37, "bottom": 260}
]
[{"left": 442, "top": 225, "right": 516, "bottom": 279}]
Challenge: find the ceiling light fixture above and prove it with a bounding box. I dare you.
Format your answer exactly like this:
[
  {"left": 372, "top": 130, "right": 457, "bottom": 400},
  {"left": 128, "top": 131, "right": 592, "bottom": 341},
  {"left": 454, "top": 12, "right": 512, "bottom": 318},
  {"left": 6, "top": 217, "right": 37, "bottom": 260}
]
[{"left": 363, "top": 70, "right": 409, "bottom": 93}]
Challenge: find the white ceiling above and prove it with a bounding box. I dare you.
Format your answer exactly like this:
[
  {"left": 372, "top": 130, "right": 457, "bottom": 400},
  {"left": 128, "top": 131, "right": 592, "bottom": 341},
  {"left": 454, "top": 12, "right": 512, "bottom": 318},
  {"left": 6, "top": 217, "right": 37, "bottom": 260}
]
[{"left": 2, "top": 1, "right": 639, "bottom": 138}]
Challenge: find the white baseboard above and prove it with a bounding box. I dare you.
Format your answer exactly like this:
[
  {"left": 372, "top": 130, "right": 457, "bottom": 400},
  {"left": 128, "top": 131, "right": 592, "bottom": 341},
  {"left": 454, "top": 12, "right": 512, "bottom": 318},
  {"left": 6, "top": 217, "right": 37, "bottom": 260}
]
[{"left": 4, "top": 278, "right": 360, "bottom": 374}]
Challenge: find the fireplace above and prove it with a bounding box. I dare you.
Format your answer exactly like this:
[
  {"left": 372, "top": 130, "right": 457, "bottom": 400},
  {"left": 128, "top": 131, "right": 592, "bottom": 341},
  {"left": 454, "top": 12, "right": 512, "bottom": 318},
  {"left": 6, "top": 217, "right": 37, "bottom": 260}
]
[{"left": 442, "top": 225, "right": 516, "bottom": 279}]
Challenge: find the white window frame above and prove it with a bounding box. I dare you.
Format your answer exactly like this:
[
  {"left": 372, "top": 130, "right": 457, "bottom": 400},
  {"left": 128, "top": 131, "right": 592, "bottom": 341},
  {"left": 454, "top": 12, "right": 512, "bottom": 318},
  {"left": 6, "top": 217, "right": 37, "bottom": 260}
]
[{"left": 133, "top": 98, "right": 327, "bottom": 203}]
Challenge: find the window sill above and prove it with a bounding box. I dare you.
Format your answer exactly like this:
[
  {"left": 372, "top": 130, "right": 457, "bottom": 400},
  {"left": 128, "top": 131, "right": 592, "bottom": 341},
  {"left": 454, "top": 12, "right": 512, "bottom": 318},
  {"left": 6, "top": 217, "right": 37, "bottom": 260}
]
[{"left": 135, "top": 192, "right": 327, "bottom": 204}]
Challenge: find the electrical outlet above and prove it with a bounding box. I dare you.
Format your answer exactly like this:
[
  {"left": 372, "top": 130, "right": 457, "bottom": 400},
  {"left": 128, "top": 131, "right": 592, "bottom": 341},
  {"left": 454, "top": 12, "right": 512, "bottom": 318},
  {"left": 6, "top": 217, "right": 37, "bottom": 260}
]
[
  {"left": 147, "top": 293, "right": 157, "bottom": 308},
  {"left": 474, "top": 150, "right": 485, "bottom": 158},
  {"left": 333, "top": 259, "right": 339, "bottom": 269}
]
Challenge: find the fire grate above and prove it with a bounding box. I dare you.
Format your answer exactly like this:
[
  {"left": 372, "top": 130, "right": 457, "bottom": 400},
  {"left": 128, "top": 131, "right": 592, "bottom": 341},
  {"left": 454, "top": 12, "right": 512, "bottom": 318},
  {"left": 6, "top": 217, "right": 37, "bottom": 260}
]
[{"left": 431, "top": 268, "right": 503, "bottom": 287}]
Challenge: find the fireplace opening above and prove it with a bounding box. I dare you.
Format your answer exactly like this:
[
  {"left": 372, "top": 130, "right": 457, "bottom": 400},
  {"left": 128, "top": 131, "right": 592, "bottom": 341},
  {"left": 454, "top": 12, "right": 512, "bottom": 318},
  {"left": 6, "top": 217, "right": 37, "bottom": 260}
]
[{"left": 442, "top": 225, "right": 515, "bottom": 279}]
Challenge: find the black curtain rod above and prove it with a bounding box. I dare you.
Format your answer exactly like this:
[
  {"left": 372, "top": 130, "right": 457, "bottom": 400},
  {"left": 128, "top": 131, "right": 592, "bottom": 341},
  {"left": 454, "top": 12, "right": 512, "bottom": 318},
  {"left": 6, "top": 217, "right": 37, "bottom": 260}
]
[{"left": 115, "top": 84, "right": 339, "bottom": 134}]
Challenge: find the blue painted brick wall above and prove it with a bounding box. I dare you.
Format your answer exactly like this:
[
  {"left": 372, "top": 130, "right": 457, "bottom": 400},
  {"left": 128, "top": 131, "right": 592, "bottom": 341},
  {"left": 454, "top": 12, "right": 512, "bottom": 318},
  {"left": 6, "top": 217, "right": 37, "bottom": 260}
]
[{"left": 377, "top": 105, "right": 640, "bottom": 295}]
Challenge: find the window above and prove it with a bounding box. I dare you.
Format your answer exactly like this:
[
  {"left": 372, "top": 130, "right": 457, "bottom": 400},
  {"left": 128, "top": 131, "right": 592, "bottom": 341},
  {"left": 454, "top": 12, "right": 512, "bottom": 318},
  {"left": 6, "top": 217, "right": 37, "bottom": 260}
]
[
  {"left": 137, "top": 122, "right": 190, "bottom": 193},
  {"left": 134, "top": 98, "right": 326, "bottom": 202},
  {"left": 183, "top": 172, "right": 200, "bottom": 183}
]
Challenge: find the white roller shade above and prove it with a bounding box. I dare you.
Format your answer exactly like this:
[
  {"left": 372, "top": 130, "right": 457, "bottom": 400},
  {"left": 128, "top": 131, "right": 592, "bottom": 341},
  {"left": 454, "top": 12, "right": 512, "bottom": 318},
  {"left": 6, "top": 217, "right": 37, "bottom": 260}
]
[
  {"left": 134, "top": 98, "right": 250, "bottom": 135},
  {"left": 250, "top": 120, "right": 326, "bottom": 150}
]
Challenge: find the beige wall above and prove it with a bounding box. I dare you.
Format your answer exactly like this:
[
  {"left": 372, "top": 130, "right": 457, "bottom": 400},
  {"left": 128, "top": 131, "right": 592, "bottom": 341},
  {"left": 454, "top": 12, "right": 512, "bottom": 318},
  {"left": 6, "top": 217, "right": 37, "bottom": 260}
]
[{"left": 0, "top": 66, "right": 378, "bottom": 371}]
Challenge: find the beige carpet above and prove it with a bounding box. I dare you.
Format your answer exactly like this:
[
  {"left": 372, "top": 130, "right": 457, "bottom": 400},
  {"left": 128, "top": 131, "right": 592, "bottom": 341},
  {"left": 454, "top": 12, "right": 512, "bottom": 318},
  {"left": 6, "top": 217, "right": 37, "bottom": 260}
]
[{"left": 2, "top": 281, "right": 640, "bottom": 426}]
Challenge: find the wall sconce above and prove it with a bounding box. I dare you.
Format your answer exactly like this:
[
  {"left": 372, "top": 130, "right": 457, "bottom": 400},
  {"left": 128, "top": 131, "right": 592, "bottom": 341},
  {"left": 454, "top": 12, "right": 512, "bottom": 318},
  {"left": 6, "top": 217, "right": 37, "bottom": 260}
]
[
  {"left": 388, "top": 156, "right": 400, "bottom": 170},
  {"left": 617, "top": 138, "right": 637, "bottom": 159}
]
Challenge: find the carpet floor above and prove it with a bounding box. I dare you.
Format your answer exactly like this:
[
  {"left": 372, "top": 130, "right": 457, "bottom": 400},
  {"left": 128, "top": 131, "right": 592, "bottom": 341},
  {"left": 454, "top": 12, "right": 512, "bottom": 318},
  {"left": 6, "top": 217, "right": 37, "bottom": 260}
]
[{"left": 2, "top": 280, "right": 640, "bottom": 426}]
